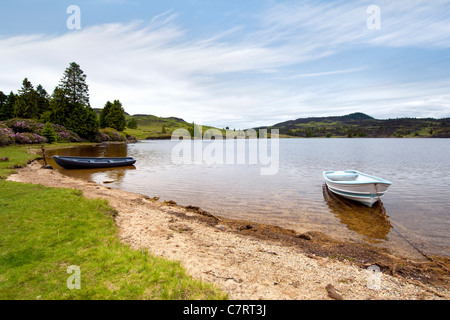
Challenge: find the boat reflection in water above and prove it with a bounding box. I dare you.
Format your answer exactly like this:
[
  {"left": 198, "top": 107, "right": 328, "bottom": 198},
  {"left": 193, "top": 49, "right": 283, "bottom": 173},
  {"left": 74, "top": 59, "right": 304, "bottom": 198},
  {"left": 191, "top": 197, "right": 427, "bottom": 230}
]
[
  {"left": 40, "top": 143, "right": 136, "bottom": 183},
  {"left": 322, "top": 184, "right": 391, "bottom": 242}
]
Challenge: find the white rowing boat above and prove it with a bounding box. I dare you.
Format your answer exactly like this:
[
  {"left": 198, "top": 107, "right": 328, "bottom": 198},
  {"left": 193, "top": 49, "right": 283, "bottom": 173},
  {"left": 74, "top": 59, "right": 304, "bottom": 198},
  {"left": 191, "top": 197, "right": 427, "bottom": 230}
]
[{"left": 323, "top": 170, "right": 392, "bottom": 207}]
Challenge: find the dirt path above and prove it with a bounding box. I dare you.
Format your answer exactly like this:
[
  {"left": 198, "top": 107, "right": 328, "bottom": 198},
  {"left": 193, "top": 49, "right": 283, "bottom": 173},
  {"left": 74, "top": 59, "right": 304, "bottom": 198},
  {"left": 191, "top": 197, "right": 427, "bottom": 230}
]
[{"left": 7, "top": 161, "right": 449, "bottom": 300}]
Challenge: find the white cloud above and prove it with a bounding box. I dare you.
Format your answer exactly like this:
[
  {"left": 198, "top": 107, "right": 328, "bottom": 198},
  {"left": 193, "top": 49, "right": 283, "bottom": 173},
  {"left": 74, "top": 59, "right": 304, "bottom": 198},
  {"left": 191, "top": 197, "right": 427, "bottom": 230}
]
[
  {"left": 0, "top": 1, "right": 449, "bottom": 129},
  {"left": 257, "top": 0, "right": 450, "bottom": 49}
]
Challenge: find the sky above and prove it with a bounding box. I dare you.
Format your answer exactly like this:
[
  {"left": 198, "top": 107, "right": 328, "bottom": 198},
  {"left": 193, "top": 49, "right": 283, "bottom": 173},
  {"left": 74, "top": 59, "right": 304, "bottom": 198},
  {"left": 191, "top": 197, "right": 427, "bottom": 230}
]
[{"left": 1, "top": 0, "right": 450, "bottom": 129}]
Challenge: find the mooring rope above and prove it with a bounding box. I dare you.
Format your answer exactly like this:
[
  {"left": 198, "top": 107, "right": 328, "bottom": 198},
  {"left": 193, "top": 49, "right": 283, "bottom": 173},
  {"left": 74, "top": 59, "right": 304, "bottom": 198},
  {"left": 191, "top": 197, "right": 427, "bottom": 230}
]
[
  {"left": 374, "top": 184, "right": 390, "bottom": 224},
  {"left": 374, "top": 184, "right": 446, "bottom": 269}
]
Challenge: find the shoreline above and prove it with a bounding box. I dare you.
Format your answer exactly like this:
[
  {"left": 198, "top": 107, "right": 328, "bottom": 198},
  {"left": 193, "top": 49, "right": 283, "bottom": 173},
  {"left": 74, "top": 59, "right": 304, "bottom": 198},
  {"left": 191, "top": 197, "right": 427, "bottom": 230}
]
[{"left": 6, "top": 161, "right": 449, "bottom": 300}]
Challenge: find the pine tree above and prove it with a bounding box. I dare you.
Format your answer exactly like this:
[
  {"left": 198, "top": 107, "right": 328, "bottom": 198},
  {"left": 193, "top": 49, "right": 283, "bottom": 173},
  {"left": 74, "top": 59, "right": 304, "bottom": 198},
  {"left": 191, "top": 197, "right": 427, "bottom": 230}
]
[
  {"left": 67, "top": 104, "right": 99, "bottom": 141},
  {"left": 58, "top": 62, "right": 90, "bottom": 106},
  {"left": 0, "top": 91, "right": 7, "bottom": 121},
  {"left": 36, "top": 84, "right": 50, "bottom": 117},
  {"left": 13, "top": 78, "right": 38, "bottom": 119},
  {"left": 0, "top": 91, "right": 6, "bottom": 106},
  {"left": 127, "top": 117, "right": 138, "bottom": 129},
  {"left": 99, "top": 100, "right": 126, "bottom": 131},
  {"left": 50, "top": 87, "right": 71, "bottom": 125},
  {"left": 41, "top": 122, "right": 57, "bottom": 143},
  {"left": 110, "top": 100, "right": 126, "bottom": 131},
  {"left": 100, "top": 101, "right": 113, "bottom": 128},
  {"left": 1, "top": 92, "right": 16, "bottom": 120},
  {"left": 50, "top": 62, "right": 99, "bottom": 140}
]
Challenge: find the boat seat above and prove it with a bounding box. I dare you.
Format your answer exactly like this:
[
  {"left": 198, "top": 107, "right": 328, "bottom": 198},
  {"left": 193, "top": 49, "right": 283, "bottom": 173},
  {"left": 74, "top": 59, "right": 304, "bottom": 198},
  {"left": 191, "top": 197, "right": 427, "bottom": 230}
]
[{"left": 327, "top": 172, "right": 359, "bottom": 181}]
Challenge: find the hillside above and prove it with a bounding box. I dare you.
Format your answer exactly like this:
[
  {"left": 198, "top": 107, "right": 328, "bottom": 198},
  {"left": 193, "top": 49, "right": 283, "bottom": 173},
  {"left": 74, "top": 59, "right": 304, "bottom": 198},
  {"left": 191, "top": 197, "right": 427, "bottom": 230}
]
[
  {"left": 260, "top": 112, "right": 450, "bottom": 138},
  {"left": 93, "top": 108, "right": 221, "bottom": 139}
]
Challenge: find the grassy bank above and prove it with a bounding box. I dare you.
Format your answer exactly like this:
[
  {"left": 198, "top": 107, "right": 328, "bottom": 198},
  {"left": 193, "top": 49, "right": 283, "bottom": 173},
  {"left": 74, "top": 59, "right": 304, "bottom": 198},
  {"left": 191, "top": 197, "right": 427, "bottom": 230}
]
[
  {"left": 0, "top": 145, "right": 41, "bottom": 178},
  {"left": 0, "top": 145, "right": 227, "bottom": 299},
  {"left": 0, "top": 143, "right": 96, "bottom": 178}
]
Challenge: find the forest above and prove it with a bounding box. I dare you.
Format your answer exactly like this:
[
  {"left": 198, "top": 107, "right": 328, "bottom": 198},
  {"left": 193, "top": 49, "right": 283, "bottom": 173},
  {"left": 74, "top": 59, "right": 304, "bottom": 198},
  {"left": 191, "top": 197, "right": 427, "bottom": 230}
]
[{"left": 0, "top": 62, "right": 131, "bottom": 145}]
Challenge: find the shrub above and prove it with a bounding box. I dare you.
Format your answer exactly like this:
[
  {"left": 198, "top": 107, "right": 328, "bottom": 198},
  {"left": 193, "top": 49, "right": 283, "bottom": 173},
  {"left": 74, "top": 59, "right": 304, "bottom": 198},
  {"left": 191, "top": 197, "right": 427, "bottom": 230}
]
[
  {"left": 1, "top": 119, "right": 82, "bottom": 144},
  {"left": 127, "top": 117, "right": 138, "bottom": 129},
  {"left": 41, "top": 122, "right": 57, "bottom": 143},
  {"left": 98, "top": 128, "right": 126, "bottom": 142},
  {"left": 52, "top": 124, "right": 83, "bottom": 143},
  {"left": 125, "top": 134, "right": 137, "bottom": 143},
  {"left": 4, "top": 118, "right": 44, "bottom": 133},
  {"left": 11, "top": 132, "right": 47, "bottom": 144},
  {"left": 0, "top": 123, "right": 15, "bottom": 146},
  {"left": 95, "top": 132, "right": 111, "bottom": 142}
]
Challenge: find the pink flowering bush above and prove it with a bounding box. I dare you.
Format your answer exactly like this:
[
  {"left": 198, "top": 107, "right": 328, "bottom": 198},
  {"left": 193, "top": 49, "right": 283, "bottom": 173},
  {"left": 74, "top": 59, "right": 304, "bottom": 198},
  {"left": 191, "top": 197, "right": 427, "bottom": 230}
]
[
  {"left": 52, "top": 124, "right": 82, "bottom": 143},
  {"left": 11, "top": 132, "right": 47, "bottom": 144},
  {"left": 4, "top": 119, "right": 44, "bottom": 134},
  {"left": 0, "top": 119, "right": 82, "bottom": 145},
  {"left": 97, "top": 128, "right": 126, "bottom": 142},
  {"left": 0, "top": 123, "right": 15, "bottom": 146},
  {"left": 96, "top": 132, "right": 111, "bottom": 142}
]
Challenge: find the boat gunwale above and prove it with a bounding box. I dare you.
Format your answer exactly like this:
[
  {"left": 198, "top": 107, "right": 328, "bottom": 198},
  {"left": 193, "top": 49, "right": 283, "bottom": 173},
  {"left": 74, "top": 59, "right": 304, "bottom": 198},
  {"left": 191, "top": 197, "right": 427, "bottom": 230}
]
[
  {"left": 323, "top": 170, "right": 392, "bottom": 185},
  {"left": 53, "top": 156, "right": 135, "bottom": 162}
]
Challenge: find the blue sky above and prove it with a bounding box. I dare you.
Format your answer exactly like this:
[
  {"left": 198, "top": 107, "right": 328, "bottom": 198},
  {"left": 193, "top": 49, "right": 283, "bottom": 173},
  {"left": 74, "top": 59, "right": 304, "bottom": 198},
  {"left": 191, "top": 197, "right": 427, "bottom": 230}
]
[{"left": 1, "top": 0, "right": 449, "bottom": 129}]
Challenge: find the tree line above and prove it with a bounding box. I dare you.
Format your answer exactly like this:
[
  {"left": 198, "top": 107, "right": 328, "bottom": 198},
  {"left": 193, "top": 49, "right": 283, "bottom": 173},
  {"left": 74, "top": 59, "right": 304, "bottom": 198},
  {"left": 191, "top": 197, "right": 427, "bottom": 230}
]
[{"left": 0, "top": 62, "right": 127, "bottom": 141}]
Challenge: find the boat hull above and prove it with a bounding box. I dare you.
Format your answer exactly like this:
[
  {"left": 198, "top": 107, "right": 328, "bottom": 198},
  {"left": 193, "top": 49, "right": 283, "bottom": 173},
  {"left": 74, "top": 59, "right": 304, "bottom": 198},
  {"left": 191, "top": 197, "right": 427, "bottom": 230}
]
[
  {"left": 53, "top": 156, "right": 136, "bottom": 169},
  {"left": 323, "top": 170, "right": 392, "bottom": 207}
]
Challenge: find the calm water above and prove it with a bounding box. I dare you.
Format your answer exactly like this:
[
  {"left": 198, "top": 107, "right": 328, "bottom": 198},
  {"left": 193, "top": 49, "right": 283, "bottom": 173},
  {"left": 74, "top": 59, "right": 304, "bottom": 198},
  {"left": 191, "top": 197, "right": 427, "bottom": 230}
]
[{"left": 44, "top": 139, "right": 450, "bottom": 258}]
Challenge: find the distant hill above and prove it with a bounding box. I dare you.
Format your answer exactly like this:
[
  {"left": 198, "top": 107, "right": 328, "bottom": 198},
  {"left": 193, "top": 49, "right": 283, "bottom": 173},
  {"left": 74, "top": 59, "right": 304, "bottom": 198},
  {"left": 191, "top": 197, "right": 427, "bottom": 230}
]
[
  {"left": 93, "top": 108, "right": 192, "bottom": 139},
  {"left": 259, "top": 112, "right": 450, "bottom": 138},
  {"left": 93, "top": 108, "right": 224, "bottom": 139},
  {"left": 127, "top": 114, "right": 190, "bottom": 129},
  {"left": 92, "top": 108, "right": 450, "bottom": 139}
]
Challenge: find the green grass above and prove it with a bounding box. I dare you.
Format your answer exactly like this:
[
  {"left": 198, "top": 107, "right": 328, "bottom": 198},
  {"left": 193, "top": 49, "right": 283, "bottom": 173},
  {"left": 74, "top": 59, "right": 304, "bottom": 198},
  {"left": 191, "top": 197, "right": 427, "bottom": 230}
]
[
  {"left": 123, "top": 114, "right": 227, "bottom": 140},
  {"left": 0, "top": 143, "right": 99, "bottom": 178},
  {"left": 0, "top": 180, "right": 226, "bottom": 300},
  {"left": 124, "top": 114, "right": 191, "bottom": 139},
  {"left": 0, "top": 145, "right": 227, "bottom": 300},
  {"left": 0, "top": 145, "right": 40, "bottom": 178}
]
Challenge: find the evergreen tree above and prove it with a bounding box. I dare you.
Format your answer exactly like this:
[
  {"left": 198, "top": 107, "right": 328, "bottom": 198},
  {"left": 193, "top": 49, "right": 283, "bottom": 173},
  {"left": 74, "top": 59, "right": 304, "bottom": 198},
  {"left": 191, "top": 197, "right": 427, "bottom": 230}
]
[
  {"left": 36, "top": 84, "right": 50, "bottom": 117},
  {"left": 58, "top": 62, "right": 90, "bottom": 106},
  {"left": 50, "top": 87, "right": 71, "bottom": 125},
  {"left": 127, "top": 117, "right": 138, "bottom": 129},
  {"left": 0, "top": 91, "right": 7, "bottom": 121},
  {"left": 67, "top": 103, "right": 99, "bottom": 141},
  {"left": 41, "top": 122, "right": 57, "bottom": 143},
  {"left": 13, "top": 78, "right": 38, "bottom": 119},
  {"left": 0, "top": 91, "right": 6, "bottom": 107},
  {"left": 0, "top": 92, "right": 16, "bottom": 120},
  {"left": 99, "top": 100, "right": 126, "bottom": 131},
  {"left": 110, "top": 100, "right": 126, "bottom": 131},
  {"left": 50, "top": 62, "right": 99, "bottom": 140},
  {"left": 100, "top": 101, "right": 113, "bottom": 128}
]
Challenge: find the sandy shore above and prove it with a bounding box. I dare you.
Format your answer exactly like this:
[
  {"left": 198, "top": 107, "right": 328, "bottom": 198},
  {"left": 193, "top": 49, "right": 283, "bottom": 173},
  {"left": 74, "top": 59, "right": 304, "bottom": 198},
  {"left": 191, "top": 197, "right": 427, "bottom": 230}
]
[{"left": 6, "top": 161, "right": 449, "bottom": 300}]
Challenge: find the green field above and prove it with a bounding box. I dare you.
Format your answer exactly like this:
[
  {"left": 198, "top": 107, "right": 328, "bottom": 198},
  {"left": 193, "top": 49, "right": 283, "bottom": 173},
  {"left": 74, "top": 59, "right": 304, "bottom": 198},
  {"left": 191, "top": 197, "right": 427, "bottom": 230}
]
[{"left": 123, "top": 114, "right": 225, "bottom": 140}]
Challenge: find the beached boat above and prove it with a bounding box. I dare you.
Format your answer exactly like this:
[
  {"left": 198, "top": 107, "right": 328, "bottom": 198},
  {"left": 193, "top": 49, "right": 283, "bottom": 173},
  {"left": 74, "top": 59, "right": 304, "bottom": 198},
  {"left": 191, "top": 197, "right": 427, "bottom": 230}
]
[
  {"left": 53, "top": 156, "right": 136, "bottom": 169},
  {"left": 323, "top": 170, "right": 392, "bottom": 207}
]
